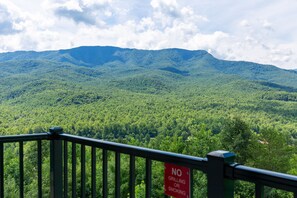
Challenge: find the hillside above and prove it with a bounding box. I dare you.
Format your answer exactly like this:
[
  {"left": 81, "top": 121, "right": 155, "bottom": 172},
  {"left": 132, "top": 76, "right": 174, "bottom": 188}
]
[
  {"left": 0, "top": 46, "right": 296, "bottom": 137},
  {"left": 0, "top": 46, "right": 296, "bottom": 103}
]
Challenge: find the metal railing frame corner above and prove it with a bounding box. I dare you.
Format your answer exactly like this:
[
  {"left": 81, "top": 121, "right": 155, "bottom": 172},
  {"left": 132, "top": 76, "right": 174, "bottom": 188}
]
[
  {"left": 207, "top": 150, "right": 235, "bottom": 198},
  {"left": 49, "top": 126, "right": 63, "bottom": 198}
]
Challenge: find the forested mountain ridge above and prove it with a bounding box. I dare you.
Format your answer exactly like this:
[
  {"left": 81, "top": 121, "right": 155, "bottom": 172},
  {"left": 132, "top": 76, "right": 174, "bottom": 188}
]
[
  {"left": 0, "top": 46, "right": 296, "bottom": 126},
  {"left": 0, "top": 46, "right": 296, "bottom": 89},
  {"left": 0, "top": 46, "right": 296, "bottom": 107}
]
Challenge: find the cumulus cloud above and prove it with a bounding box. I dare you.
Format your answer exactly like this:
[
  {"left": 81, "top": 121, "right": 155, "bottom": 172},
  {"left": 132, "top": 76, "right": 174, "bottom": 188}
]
[
  {"left": 52, "top": 0, "right": 114, "bottom": 26},
  {"left": 239, "top": 20, "right": 250, "bottom": 27},
  {"left": 0, "top": 3, "right": 24, "bottom": 35},
  {"left": 151, "top": 0, "right": 179, "bottom": 18},
  {"left": 55, "top": 8, "right": 96, "bottom": 25},
  {"left": 148, "top": 0, "right": 207, "bottom": 30},
  {"left": 94, "top": 0, "right": 211, "bottom": 51},
  {"left": 261, "top": 20, "right": 273, "bottom": 31}
]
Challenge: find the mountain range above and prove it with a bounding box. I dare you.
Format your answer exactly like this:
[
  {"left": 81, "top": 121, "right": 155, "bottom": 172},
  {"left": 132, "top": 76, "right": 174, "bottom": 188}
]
[
  {"left": 0, "top": 46, "right": 296, "bottom": 135},
  {"left": 1, "top": 46, "right": 296, "bottom": 82},
  {"left": 0, "top": 46, "right": 296, "bottom": 98}
]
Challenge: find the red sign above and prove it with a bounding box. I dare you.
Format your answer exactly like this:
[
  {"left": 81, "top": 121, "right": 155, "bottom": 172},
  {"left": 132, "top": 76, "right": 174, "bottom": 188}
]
[{"left": 164, "top": 163, "right": 191, "bottom": 198}]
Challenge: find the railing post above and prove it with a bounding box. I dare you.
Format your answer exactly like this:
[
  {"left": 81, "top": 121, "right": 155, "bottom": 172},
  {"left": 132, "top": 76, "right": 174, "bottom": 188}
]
[
  {"left": 207, "top": 150, "right": 235, "bottom": 198},
  {"left": 49, "top": 126, "right": 63, "bottom": 198}
]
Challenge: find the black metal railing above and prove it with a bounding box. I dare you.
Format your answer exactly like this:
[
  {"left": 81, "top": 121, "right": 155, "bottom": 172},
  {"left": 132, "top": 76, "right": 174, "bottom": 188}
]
[
  {"left": 0, "top": 126, "right": 297, "bottom": 198},
  {"left": 0, "top": 133, "right": 48, "bottom": 198}
]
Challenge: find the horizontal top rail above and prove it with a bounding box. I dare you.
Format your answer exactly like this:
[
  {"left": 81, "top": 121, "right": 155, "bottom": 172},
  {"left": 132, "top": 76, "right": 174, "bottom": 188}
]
[
  {"left": 60, "top": 133, "right": 208, "bottom": 172},
  {"left": 225, "top": 164, "right": 297, "bottom": 192},
  {"left": 61, "top": 133, "right": 297, "bottom": 193},
  {"left": 0, "top": 133, "right": 49, "bottom": 143}
]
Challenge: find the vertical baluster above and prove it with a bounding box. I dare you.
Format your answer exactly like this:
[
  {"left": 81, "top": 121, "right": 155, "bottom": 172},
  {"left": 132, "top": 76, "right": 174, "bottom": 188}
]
[
  {"left": 103, "top": 149, "right": 108, "bottom": 198},
  {"left": 255, "top": 183, "right": 264, "bottom": 198},
  {"left": 115, "top": 152, "right": 121, "bottom": 198},
  {"left": 0, "top": 143, "right": 3, "bottom": 198},
  {"left": 81, "top": 145, "right": 86, "bottom": 198},
  {"left": 72, "top": 143, "right": 76, "bottom": 198},
  {"left": 164, "top": 163, "right": 170, "bottom": 198},
  {"left": 64, "top": 141, "right": 68, "bottom": 198},
  {"left": 129, "top": 155, "right": 135, "bottom": 198},
  {"left": 145, "top": 159, "right": 152, "bottom": 198},
  {"left": 91, "top": 147, "right": 96, "bottom": 198},
  {"left": 190, "top": 168, "right": 193, "bottom": 198},
  {"left": 37, "top": 140, "right": 42, "bottom": 198},
  {"left": 19, "top": 141, "right": 24, "bottom": 198}
]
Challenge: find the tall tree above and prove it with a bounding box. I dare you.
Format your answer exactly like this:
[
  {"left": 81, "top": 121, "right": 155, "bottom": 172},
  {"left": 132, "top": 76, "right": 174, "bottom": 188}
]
[{"left": 220, "top": 117, "right": 254, "bottom": 163}]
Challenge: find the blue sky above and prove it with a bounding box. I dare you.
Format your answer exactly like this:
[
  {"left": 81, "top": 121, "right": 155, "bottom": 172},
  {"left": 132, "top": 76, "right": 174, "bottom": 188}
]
[{"left": 0, "top": 0, "right": 296, "bottom": 69}]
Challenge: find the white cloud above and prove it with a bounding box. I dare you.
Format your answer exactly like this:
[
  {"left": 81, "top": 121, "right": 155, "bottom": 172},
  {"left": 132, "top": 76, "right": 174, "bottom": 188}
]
[
  {"left": 150, "top": 0, "right": 179, "bottom": 17},
  {"left": 239, "top": 20, "right": 250, "bottom": 27},
  {"left": 52, "top": 0, "right": 115, "bottom": 26},
  {"left": 0, "top": 2, "right": 25, "bottom": 34},
  {"left": 190, "top": 31, "right": 229, "bottom": 50},
  {"left": 262, "top": 20, "right": 273, "bottom": 30},
  {"left": 82, "top": 0, "right": 112, "bottom": 7}
]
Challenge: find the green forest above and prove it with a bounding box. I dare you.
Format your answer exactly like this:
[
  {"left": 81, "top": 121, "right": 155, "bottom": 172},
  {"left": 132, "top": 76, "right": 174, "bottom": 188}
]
[{"left": 0, "top": 46, "right": 297, "bottom": 197}]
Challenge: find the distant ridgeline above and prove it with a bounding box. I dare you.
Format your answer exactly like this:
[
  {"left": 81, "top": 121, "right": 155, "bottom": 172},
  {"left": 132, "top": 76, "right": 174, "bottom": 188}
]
[
  {"left": 0, "top": 46, "right": 296, "bottom": 103},
  {"left": 0, "top": 46, "right": 296, "bottom": 85}
]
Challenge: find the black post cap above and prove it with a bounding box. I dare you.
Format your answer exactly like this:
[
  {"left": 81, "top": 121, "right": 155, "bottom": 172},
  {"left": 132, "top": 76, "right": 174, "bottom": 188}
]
[
  {"left": 207, "top": 150, "right": 235, "bottom": 163},
  {"left": 49, "top": 126, "right": 63, "bottom": 135}
]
